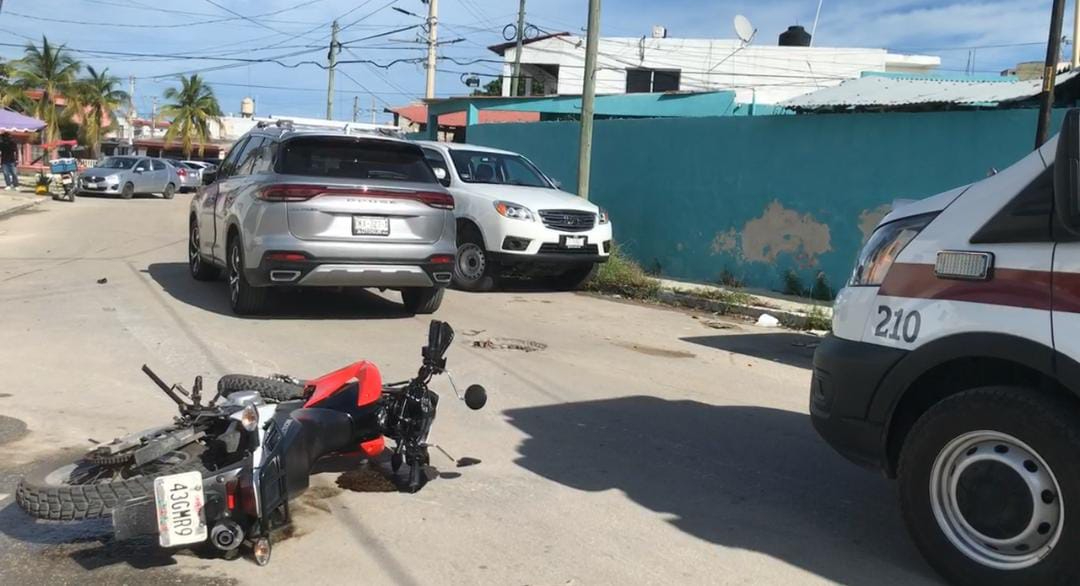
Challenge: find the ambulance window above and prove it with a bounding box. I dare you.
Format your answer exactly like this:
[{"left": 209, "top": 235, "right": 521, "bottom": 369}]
[{"left": 970, "top": 166, "right": 1052, "bottom": 243}]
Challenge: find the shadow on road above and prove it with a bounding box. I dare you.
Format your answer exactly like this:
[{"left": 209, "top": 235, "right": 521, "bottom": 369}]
[
  {"left": 146, "top": 262, "right": 414, "bottom": 320},
  {"left": 506, "top": 396, "right": 940, "bottom": 585},
  {"left": 681, "top": 332, "right": 818, "bottom": 369}
]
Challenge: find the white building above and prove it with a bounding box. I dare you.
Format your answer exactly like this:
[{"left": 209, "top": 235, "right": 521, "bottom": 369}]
[{"left": 491, "top": 27, "right": 940, "bottom": 105}]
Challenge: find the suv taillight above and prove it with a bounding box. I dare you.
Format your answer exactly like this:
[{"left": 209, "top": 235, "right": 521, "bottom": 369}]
[
  {"left": 176, "top": 167, "right": 187, "bottom": 177},
  {"left": 256, "top": 184, "right": 454, "bottom": 209}
]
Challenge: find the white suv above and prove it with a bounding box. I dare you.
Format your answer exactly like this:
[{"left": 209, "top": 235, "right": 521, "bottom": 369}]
[{"left": 417, "top": 141, "right": 612, "bottom": 291}]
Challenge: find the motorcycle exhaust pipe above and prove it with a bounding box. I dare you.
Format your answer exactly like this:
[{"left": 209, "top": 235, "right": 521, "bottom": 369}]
[{"left": 210, "top": 521, "right": 245, "bottom": 551}]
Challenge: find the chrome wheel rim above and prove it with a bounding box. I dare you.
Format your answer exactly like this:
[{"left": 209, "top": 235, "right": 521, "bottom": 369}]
[
  {"left": 229, "top": 244, "right": 241, "bottom": 304},
  {"left": 189, "top": 223, "right": 201, "bottom": 273},
  {"left": 930, "top": 430, "right": 1063, "bottom": 570},
  {"left": 456, "top": 243, "right": 485, "bottom": 281}
]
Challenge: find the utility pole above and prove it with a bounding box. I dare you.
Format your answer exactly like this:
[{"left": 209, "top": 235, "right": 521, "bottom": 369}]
[
  {"left": 1073, "top": 0, "right": 1080, "bottom": 68},
  {"left": 326, "top": 20, "right": 340, "bottom": 120},
  {"left": 151, "top": 97, "right": 158, "bottom": 135},
  {"left": 576, "top": 0, "right": 601, "bottom": 200},
  {"left": 512, "top": 0, "right": 527, "bottom": 96},
  {"left": 1036, "top": 0, "right": 1067, "bottom": 148},
  {"left": 371, "top": 95, "right": 377, "bottom": 123},
  {"left": 425, "top": 0, "right": 439, "bottom": 99},
  {"left": 352, "top": 95, "right": 359, "bottom": 122}
]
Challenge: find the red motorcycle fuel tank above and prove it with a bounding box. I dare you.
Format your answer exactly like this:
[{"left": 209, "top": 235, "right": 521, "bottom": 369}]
[{"left": 302, "top": 361, "right": 385, "bottom": 457}]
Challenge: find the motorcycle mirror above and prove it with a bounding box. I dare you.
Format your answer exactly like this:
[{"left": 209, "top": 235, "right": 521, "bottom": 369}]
[
  {"left": 426, "top": 320, "right": 455, "bottom": 360},
  {"left": 464, "top": 384, "right": 487, "bottom": 410}
]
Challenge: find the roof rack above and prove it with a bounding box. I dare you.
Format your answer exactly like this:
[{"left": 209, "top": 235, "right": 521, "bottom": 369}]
[{"left": 255, "top": 116, "right": 402, "bottom": 138}]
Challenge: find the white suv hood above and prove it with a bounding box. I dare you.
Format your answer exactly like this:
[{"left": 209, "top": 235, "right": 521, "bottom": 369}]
[{"left": 454, "top": 182, "right": 599, "bottom": 212}]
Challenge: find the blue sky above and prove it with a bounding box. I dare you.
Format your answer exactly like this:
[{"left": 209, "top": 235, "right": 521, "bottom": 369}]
[{"left": 0, "top": 0, "right": 1061, "bottom": 120}]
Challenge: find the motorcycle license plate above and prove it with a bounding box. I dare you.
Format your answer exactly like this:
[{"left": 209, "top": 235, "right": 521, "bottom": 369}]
[
  {"left": 153, "top": 470, "right": 207, "bottom": 547},
  {"left": 353, "top": 215, "right": 390, "bottom": 236}
]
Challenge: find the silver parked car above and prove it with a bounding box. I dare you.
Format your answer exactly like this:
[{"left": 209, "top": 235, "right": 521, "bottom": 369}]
[
  {"left": 79, "top": 156, "right": 180, "bottom": 199},
  {"left": 188, "top": 121, "right": 456, "bottom": 315},
  {"left": 163, "top": 159, "right": 198, "bottom": 193}
]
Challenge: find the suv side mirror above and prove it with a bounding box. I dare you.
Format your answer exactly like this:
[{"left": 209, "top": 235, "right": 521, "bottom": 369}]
[
  {"left": 1054, "top": 109, "right": 1080, "bottom": 234},
  {"left": 202, "top": 170, "right": 218, "bottom": 185},
  {"left": 551, "top": 179, "right": 563, "bottom": 190}
]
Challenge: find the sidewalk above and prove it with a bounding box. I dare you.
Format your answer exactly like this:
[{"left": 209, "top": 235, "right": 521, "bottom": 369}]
[
  {"left": 657, "top": 277, "right": 833, "bottom": 331},
  {"left": 0, "top": 187, "right": 48, "bottom": 220}
]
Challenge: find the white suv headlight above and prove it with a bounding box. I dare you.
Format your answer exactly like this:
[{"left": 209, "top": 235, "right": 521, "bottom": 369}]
[
  {"left": 849, "top": 213, "right": 935, "bottom": 286},
  {"left": 494, "top": 200, "right": 535, "bottom": 221},
  {"left": 598, "top": 207, "right": 610, "bottom": 224}
]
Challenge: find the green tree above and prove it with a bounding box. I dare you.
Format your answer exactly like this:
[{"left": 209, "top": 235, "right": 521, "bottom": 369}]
[
  {"left": 12, "top": 36, "right": 81, "bottom": 144},
  {"left": 0, "top": 59, "right": 29, "bottom": 111},
  {"left": 66, "top": 66, "right": 129, "bottom": 158},
  {"left": 161, "top": 74, "right": 223, "bottom": 158}
]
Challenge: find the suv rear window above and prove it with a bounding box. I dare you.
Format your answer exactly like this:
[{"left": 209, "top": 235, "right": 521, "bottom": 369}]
[{"left": 277, "top": 137, "right": 436, "bottom": 183}]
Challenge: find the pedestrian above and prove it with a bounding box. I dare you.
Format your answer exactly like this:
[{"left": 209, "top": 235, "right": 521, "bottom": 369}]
[{"left": 0, "top": 132, "right": 19, "bottom": 190}]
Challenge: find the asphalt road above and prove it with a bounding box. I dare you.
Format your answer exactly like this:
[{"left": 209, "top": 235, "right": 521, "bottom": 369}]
[{"left": 0, "top": 195, "right": 943, "bottom": 585}]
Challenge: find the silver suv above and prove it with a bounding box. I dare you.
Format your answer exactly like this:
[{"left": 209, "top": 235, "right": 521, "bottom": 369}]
[{"left": 188, "top": 121, "right": 456, "bottom": 315}]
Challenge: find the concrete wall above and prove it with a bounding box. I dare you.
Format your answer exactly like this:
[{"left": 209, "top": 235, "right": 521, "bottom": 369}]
[
  {"left": 468, "top": 109, "right": 1066, "bottom": 296},
  {"left": 503, "top": 36, "right": 938, "bottom": 103}
]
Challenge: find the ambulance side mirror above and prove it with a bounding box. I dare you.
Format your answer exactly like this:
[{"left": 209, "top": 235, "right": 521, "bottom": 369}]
[{"left": 1054, "top": 109, "right": 1080, "bottom": 235}]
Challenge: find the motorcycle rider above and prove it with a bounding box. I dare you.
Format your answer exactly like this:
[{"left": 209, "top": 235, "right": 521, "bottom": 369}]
[{"left": 0, "top": 132, "right": 19, "bottom": 190}]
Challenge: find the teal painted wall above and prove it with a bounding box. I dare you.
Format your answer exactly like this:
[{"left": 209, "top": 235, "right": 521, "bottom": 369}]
[{"left": 468, "top": 109, "right": 1067, "bottom": 295}]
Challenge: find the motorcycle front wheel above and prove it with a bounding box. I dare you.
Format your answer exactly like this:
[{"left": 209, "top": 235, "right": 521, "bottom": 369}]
[{"left": 16, "top": 447, "right": 209, "bottom": 521}]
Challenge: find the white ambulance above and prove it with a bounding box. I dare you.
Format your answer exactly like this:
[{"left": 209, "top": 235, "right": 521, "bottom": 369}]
[{"left": 812, "top": 111, "right": 1080, "bottom": 586}]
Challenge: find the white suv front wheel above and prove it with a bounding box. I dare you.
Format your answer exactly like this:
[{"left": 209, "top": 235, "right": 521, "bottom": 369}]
[{"left": 453, "top": 239, "right": 498, "bottom": 292}]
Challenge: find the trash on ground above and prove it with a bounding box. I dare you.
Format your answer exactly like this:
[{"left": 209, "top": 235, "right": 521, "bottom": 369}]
[
  {"left": 472, "top": 338, "right": 547, "bottom": 352},
  {"left": 756, "top": 313, "right": 780, "bottom": 327}
]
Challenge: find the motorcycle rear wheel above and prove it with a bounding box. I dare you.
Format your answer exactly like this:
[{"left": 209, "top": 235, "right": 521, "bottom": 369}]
[{"left": 16, "top": 448, "right": 209, "bottom": 521}]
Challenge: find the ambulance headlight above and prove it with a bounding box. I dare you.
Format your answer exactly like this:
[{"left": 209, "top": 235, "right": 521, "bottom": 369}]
[{"left": 849, "top": 213, "right": 935, "bottom": 286}]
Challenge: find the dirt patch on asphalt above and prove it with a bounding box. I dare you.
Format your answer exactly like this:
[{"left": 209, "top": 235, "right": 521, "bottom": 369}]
[
  {"left": 614, "top": 342, "right": 695, "bottom": 359},
  {"left": 471, "top": 338, "right": 547, "bottom": 352}
]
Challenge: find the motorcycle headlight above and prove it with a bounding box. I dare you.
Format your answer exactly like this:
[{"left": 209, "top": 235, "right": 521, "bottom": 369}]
[
  {"left": 598, "top": 208, "right": 610, "bottom": 225},
  {"left": 494, "top": 200, "right": 535, "bottom": 221},
  {"left": 849, "top": 213, "right": 936, "bottom": 286}
]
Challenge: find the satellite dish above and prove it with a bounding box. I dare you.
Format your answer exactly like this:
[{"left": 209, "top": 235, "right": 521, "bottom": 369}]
[{"left": 734, "top": 14, "right": 756, "bottom": 44}]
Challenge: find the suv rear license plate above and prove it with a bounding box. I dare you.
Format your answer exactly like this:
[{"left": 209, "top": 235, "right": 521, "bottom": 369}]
[
  {"left": 353, "top": 216, "right": 390, "bottom": 236},
  {"left": 154, "top": 470, "right": 207, "bottom": 547},
  {"left": 563, "top": 236, "right": 587, "bottom": 249}
]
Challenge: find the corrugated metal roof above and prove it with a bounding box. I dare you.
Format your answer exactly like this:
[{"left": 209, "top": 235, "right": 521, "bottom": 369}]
[{"left": 783, "top": 71, "right": 1079, "bottom": 109}]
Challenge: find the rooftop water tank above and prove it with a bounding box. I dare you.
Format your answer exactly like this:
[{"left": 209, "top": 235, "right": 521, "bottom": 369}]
[
  {"left": 779, "top": 25, "right": 811, "bottom": 47},
  {"left": 240, "top": 97, "right": 255, "bottom": 118}
]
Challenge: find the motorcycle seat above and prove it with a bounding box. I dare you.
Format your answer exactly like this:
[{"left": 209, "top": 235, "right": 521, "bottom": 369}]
[{"left": 288, "top": 408, "right": 355, "bottom": 468}]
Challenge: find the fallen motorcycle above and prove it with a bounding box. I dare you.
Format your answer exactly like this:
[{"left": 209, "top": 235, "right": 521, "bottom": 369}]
[{"left": 15, "top": 320, "right": 486, "bottom": 565}]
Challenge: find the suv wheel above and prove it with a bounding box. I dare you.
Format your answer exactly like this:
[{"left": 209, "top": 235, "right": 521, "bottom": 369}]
[
  {"left": 163, "top": 183, "right": 176, "bottom": 199},
  {"left": 552, "top": 263, "right": 598, "bottom": 291},
  {"left": 453, "top": 238, "right": 498, "bottom": 292},
  {"left": 401, "top": 287, "right": 444, "bottom": 314},
  {"left": 189, "top": 220, "right": 219, "bottom": 281},
  {"left": 227, "top": 236, "right": 268, "bottom": 315},
  {"left": 898, "top": 386, "right": 1080, "bottom": 586}
]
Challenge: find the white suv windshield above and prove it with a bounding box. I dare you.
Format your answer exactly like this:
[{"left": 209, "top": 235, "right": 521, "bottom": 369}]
[{"left": 449, "top": 150, "right": 551, "bottom": 187}]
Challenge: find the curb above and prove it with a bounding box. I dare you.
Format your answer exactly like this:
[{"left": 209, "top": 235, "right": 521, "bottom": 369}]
[
  {"left": 0, "top": 197, "right": 46, "bottom": 221},
  {"left": 656, "top": 289, "right": 825, "bottom": 330}
]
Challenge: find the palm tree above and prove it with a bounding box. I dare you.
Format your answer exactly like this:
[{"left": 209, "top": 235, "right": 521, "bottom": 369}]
[
  {"left": 0, "top": 59, "right": 28, "bottom": 111},
  {"left": 12, "top": 36, "right": 81, "bottom": 144},
  {"left": 161, "top": 75, "right": 222, "bottom": 158},
  {"left": 66, "top": 67, "right": 129, "bottom": 158}
]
